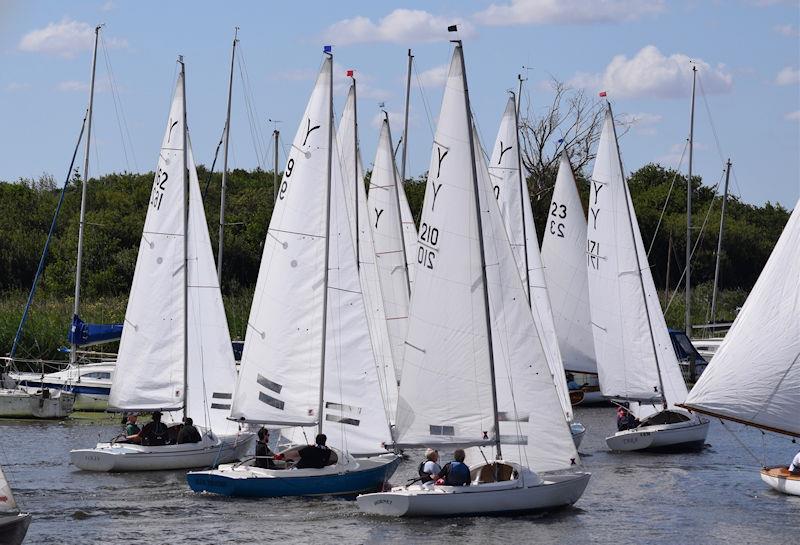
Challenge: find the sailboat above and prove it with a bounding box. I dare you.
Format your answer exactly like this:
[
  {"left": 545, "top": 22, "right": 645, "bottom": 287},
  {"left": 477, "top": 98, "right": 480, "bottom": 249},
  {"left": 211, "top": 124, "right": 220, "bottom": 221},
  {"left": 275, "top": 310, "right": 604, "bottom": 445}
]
[
  {"left": 586, "top": 104, "right": 709, "bottom": 452},
  {"left": 487, "top": 94, "right": 585, "bottom": 447},
  {"left": 0, "top": 465, "right": 31, "bottom": 545},
  {"left": 357, "top": 42, "right": 589, "bottom": 517},
  {"left": 541, "top": 153, "right": 604, "bottom": 406},
  {"left": 366, "top": 114, "right": 412, "bottom": 385},
  {"left": 681, "top": 199, "right": 800, "bottom": 495},
  {"left": 70, "top": 59, "right": 252, "bottom": 472},
  {"left": 186, "top": 51, "right": 400, "bottom": 498}
]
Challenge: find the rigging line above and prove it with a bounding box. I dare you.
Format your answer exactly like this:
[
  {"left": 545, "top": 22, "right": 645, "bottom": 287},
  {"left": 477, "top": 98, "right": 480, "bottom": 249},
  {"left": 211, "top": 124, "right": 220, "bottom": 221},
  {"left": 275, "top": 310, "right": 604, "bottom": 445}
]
[
  {"left": 202, "top": 123, "right": 226, "bottom": 200},
  {"left": 238, "top": 44, "right": 269, "bottom": 167},
  {"left": 236, "top": 54, "right": 263, "bottom": 170},
  {"left": 718, "top": 419, "right": 763, "bottom": 467},
  {"left": 100, "top": 35, "right": 137, "bottom": 171},
  {"left": 647, "top": 140, "right": 689, "bottom": 258},
  {"left": 697, "top": 75, "right": 728, "bottom": 167},
  {"left": 412, "top": 62, "right": 436, "bottom": 140}
]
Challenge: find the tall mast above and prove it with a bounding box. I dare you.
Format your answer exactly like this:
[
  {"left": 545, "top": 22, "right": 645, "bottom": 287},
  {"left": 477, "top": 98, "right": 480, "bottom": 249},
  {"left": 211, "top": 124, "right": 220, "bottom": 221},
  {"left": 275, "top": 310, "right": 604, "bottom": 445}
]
[
  {"left": 385, "top": 111, "right": 412, "bottom": 297},
  {"left": 399, "top": 49, "right": 413, "bottom": 187},
  {"left": 217, "top": 27, "right": 238, "bottom": 281},
  {"left": 273, "top": 129, "right": 280, "bottom": 202},
  {"left": 70, "top": 24, "right": 101, "bottom": 366},
  {"left": 685, "top": 65, "right": 697, "bottom": 337},
  {"left": 351, "top": 74, "right": 360, "bottom": 269},
  {"left": 455, "top": 41, "right": 502, "bottom": 459},
  {"left": 512, "top": 87, "right": 532, "bottom": 307},
  {"left": 710, "top": 159, "right": 731, "bottom": 324},
  {"left": 317, "top": 51, "right": 334, "bottom": 437},
  {"left": 179, "top": 56, "right": 189, "bottom": 420},
  {"left": 607, "top": 102, "right": 667, "bottom": 409}
]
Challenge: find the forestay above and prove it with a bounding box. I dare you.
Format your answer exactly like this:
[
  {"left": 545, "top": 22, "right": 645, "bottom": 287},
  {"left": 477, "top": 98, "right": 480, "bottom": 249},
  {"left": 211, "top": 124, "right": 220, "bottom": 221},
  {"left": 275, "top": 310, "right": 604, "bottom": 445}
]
[
  {"left": 109, "top": 74, "right": 186, "bottom": 413},
  {"left": 230, "top": 58, "right": 331, "bottom": 426},
  {"left": 488, "top": 96, "right": 573, "bottom": 422},
  {"left": 0, "top": 466, "right": 18, "bottom": 513},
  {"left": 398, "top": 167, "right": 417, "bottom": 290},
  {"left": 336, "top": 87, "right": 398, "bottom": 422},
  {"left": 586, "top": 110, "right": 688, "bottom": 413},
  {"left": 367, "top": 119, "right": 412, "bottom": 383},
  {"left": 684, "top": 199, "right": 800, "bottom": 436},
  {"left": 541, "top": 153, "right": 598, "bottom": 375}
]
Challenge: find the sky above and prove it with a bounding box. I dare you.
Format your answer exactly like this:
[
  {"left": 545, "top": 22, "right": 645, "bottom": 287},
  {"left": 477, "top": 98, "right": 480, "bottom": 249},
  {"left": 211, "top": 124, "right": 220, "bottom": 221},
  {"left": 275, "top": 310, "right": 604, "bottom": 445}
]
[{"left": 1, "top": 0, "right": 798, "bottom": 207}]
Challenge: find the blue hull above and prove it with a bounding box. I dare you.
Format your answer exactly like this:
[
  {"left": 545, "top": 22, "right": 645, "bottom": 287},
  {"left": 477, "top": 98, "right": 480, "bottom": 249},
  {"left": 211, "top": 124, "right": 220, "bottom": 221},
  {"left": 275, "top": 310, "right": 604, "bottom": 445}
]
[{"left": 187, "top": 457, "right": 401, "bottom": 498}]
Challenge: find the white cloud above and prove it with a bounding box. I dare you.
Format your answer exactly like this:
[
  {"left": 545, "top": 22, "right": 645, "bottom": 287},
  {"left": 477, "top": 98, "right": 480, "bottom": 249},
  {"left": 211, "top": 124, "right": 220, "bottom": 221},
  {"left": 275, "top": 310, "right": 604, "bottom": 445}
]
[
  {"left": 619, "top": 112, "right": 663, "bottom": 135},
  {"left": 18, "top": 18, "right": 126, "bottom": 59},
  {"left": 56, "top": 80, "right": 89, "bottom": 92},
  {"left": 323, "top": 9, "right": 475, "bottom": 45},
  {"left": 5, "top": 82, "right": 31, "bottom": 92},
  {"left": 101, "top": 1, "right": 115, "bottom": 11},
  {"left": 775, "top": 66, "right": 800, "bottom": 86},
  {"left": 786, "top": 110, "right": 800, "bottom": 122},
  {"left": 417, "top": 64, "right": 449, "bottom": 87},
  {"left": 774, "top": 24, "right": 799, "bottom": 37},
  {"left": 568, "top": 45, "right": 733, "bottom": 99},
  {"left": 474, "top": 0, "right": 664, "bottom": 26}
]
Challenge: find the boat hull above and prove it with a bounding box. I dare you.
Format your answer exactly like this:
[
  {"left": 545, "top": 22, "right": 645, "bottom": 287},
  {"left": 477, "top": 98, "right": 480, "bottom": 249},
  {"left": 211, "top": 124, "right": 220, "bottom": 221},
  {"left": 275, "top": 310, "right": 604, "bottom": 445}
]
[
  {"left": 357, "top": 472, "right": 591, "bottom": 517},
  {"left": 70, "top": 433, "right": 253, "bottom": 472},
  {"left": 760, "top": 467, "right": 800, "bottom": 496},
  {"left": 0, "top": 389, "right": 75, "bottom": 419},
  {"left": 0, "top": 513, "right": 31, "bottom": 545},
  {"left": 606, "top": 419, "right": 709, "bottom": 452},
  {"left": 187, "top": 454, "right": 401, "bottom": 498},
  {"left": 570, "top": 422, "right": 586, "bottom": 448}
]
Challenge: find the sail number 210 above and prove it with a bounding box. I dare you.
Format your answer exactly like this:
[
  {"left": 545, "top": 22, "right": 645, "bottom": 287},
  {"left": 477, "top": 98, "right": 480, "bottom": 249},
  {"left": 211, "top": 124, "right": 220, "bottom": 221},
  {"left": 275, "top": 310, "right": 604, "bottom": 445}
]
[{"left": 417, "top": 222, "right": 439, "bottom": 270}]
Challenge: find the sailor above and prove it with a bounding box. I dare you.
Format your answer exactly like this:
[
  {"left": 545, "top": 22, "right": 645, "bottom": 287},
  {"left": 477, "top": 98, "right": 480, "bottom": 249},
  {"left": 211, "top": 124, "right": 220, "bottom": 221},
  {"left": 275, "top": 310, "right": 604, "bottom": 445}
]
[
  {"left": 435, "top": 449, "right": 471, "bottom": 486},
  {"left": 566, "top": 373, "right": 580, "bottom": 391},
  {"left": 254, "top": 428, "right": 276, "bottom": 469},
  {"left": 789, "top": 451, "right": 800, "bottom": 475},
  {"left": 130, "top": 411, "right": 169, "bottom": 446},
  {"left": 418, "top": 448, "right": 441, "bottom": 483},
  {"left": 616, "top": 406, "right": 639, "bottom": 431},
  {"left": 176, "top": 417, "right": 202, "bottom": 444},
  {"left": 295, "top": 433, "right": 332, "bottom": 469},
  {"left": 124, "top": 414, "right": 140, "bottom": 437}
]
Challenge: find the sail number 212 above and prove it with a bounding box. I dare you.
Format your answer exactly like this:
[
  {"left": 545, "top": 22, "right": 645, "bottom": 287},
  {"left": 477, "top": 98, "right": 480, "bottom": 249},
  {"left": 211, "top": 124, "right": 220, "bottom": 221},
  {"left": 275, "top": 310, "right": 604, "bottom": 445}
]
[{"left": 417, "top": 222, "right": 439, "bottom": 270}]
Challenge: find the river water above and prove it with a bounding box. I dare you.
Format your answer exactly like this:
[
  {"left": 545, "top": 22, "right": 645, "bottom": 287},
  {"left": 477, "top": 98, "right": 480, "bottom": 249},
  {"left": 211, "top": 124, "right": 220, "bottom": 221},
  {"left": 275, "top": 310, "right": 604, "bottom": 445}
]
[{"left": 2, "top": 406, "right": 797, "bottom": 544}]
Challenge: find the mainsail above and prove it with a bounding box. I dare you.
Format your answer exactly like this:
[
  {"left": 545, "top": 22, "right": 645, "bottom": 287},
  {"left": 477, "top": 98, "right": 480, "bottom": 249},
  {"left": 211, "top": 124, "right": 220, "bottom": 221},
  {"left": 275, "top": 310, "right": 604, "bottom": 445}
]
[
  {"left": 0, "top": 466, "right": 19, "bottom": 513},
  {"left": 586, "top": 108, "right": 688, "bottom": 415},
  {"left": 684, "top": 199, "right": 800, "bottom": 436},
  {"left": 541, "top": 153, "right": 598, "bottom": 375}
]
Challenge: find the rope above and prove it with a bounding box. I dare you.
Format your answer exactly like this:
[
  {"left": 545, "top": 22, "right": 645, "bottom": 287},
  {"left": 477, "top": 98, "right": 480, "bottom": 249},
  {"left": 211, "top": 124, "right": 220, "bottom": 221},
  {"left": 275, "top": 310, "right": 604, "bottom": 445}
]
[
  {"left": 646, "top": 139, "right": 688, "bottom": 258},
  {"left": 412, "top": 63, "right": 436, "bottom": 140},
  {"left": 718, "top": 419, "right": 763, "bottom": 467},
  {"left": 100, "top": 35, "right": 138, "bottom": 171}
]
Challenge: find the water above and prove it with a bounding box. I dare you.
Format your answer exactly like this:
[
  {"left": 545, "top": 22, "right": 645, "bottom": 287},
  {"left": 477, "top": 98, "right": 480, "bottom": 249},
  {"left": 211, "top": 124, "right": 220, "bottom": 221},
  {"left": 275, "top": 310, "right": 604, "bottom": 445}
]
[{"left": 2, "top": 406, "right": 798, "bottom": 544}]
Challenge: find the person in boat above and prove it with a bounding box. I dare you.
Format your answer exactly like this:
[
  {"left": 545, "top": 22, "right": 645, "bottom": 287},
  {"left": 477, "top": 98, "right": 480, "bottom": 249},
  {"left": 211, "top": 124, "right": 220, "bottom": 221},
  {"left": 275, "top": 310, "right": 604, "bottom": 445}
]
[
  {"left": 254, "top": 427, "right": 276, "bottom": 469},
  {"left": 295, "top": 433, "right": 332, "bottom": 469},
  {"left": 418, "top": 448, "right": 441, "bottom": 483},
  {"left": 128, "top": 411, "right": 169, "bottom": 446},
  {"left": 789, "top": 451, "right": 800, "bottom": 475},
  {"left": 177, "top": 417, "right": 202, "bottom": 444},
  {"left": 435, "top": 449, "right": 471, "bottom": 486},
  {"left": 566, "top": 373, "right": 580, "bottom": 391},
  {"left": 616, "top": 406, "right": 639, "bottom": 432},
  {"left": 124, "top": 414, "right": 140, "bottom": 437}
]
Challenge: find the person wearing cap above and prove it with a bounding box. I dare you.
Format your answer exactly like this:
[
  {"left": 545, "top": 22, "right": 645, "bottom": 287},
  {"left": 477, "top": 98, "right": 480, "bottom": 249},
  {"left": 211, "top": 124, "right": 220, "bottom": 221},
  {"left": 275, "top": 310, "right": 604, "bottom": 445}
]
[
  {"left": 128, "top": 411, "right": 169, "bottom": 446},
  {"left": 616, "top": 406, "right": 639, "bottom": 432},
  {"left": 124, "top": 414, "right": 140, "bottom": 437},
  {"left": 418, "top": 448, "right": 441, "bottom": 483}
]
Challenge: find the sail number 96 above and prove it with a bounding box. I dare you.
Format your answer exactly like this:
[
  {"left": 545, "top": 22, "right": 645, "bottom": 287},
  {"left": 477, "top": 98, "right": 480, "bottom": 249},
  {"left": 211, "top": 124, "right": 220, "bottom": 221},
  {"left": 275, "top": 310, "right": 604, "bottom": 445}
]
[{"left": 417, "top": 222, "right": 439, "bottom": 269}]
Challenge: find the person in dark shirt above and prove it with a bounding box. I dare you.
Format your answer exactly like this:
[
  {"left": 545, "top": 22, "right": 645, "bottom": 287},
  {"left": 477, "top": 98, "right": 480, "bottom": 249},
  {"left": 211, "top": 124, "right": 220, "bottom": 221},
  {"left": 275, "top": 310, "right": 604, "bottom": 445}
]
[
  {"left": 295, "top": 433, "right": 332, "bottom": 469},
  {"left": 130, "top": 411, "right": 169, "bottom": 446},
  {"left": 254, "top": 427, "right": 276, "bottom": 469},
  {"left": 176, "top": 417, "right": 202, "bottom": 444},
  {"left": 616, "top": 406, "right": 639, "bottom": 431},
  {"left": 436, "top": 449, "right": 471, "bottom": 486}
]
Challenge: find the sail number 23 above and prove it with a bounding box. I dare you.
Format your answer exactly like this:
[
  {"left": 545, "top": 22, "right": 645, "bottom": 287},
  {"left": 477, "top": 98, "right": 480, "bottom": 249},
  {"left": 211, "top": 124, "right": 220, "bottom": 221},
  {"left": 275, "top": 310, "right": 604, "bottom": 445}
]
[
  {"left": 417, "top": 222, "right": 439, "bottom": 269},
  {"left": 550, "top": 201, "right": 567, "bottom": 238}
]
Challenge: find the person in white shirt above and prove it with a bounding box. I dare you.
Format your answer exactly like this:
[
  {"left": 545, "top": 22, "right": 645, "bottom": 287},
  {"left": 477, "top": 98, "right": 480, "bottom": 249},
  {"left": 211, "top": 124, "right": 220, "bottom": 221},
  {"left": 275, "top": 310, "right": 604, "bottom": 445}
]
[
  {"left": 788, "top": 451, "right": 800, "bottom": 475},
  {"left": 418, "top": 448, "right": 442, "bottom": 483}
]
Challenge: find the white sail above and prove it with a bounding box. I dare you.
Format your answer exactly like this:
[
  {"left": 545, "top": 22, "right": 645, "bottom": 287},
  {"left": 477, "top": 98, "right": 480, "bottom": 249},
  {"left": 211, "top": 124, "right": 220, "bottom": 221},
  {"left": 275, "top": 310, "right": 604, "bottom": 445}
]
[
  {"left": 231, "top": 58, "right": 331, "bottom": 426},
  {"left": 336, "top": 87, "right": 398, "bottom": 421},
  {"left": 367, "top": 118, "right": 412, "bottom": 383},
  {"left": 185, "top": 143, "right": 238, "bottom": 433},
  {"left": 394, "top": 47, "right": 496, "bottom": 447},
  {"left": 0, "top": 466, "right": 18, "bottom": 513},
  {"left": 541, "top": 153, "right": 598, "bottom": 374},
  {"left": 488, "top": 97, "right": 573, "bottom": 422},
  {"left": 398, "top": 170, "right": 417, "bottom": 289},
  {"left": 684, "top": 199, "right": 800, "bottom": 435},
  {"left": 473, "top": 124, "right": 580, "bottom": 472},
  {"left": 109, "top": 73, "right": 186, "bottom": 412},
  {"left": 586, "top": 110, "right": 688, "bottom": 413}
]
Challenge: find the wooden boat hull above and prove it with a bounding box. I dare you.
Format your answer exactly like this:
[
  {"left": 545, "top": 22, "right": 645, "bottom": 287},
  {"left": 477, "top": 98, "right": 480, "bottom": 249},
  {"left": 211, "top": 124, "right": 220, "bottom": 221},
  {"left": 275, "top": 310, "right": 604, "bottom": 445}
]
[
  {"left": 606, "top": 419, "right": 709, "bottom": 452},
  {"left": 186, "top": 454, "right": 401, "bottom": 498},
  {"left": 70, "top": 433, "right": 253, "bottom": 472},
  {"left": 0, "top": 389, "right": 74, "bottom": 419},
  {"left": 760, "top": 467, "right": 800, "bottom": 496},
  {"left": 0, "top": 513, "right": 31, "bottom": 545},
  {"left": 357, "top": 470, "right": 591, "bottom": 517}
]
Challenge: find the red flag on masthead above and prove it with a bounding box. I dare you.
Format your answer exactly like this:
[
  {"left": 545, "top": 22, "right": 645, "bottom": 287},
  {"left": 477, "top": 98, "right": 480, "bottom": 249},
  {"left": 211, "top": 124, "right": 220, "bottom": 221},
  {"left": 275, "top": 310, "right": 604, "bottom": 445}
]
[
  {"left": 346, "top": 69, "right": 354, "bottom": 77},
  {"left": 599, "top": 91, "right": 607, "bottom": 97}
]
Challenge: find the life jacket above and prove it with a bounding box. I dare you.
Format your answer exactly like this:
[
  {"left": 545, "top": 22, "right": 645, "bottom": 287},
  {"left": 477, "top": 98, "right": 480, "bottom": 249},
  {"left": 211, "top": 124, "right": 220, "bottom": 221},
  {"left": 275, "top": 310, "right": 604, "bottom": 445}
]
[
  {"left": 444, "top": 461, "right": 470, "bottom": 486},
  {"left": 142, "top": 422, "right": 169, "bottom": 446},
  {"left": 418, "top": 461, "right": 433, "bottom": 483}
]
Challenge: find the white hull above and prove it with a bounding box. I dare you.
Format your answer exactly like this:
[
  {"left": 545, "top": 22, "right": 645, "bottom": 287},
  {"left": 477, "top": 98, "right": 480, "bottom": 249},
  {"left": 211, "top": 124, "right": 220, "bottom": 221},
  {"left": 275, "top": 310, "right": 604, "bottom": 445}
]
[
  {"left": 70, "top": 433, "right": 253, "bottom": 472},
  {"left": 0, "top": 388, "right": 75, "bottom": 419},
  {"left": 12, "top": 362, "right": 113, "bottom": 411},
  {"left": 606, "top": 418, "right": 709, "bottom": 452},
  {"left": 570, "top": 422, "right": 586, "bottom": 448},
  {"left": 760, "top": 467, "right": 800, "bottom": 496},
  {"left": 358, "top": 466, "right": 590, "bottom": 517}
]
